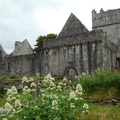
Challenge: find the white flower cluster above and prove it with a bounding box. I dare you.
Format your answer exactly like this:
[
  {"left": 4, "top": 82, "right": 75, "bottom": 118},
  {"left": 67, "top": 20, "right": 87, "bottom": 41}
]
[
  {"left": 22, "top": 76, "right": 34, "bottom": 83},
  {"left": 0, "top": 101, "right": 13, "bottom": 117},
  {"left": 0, "top": 107, "right": 7, "bottom": 117},
  {"left": 30, "top": 82, "right": 36, "bottom": 88},
  {"left": 22, "top": 76, "right": 28, "bottom": 83},
  {"left": 0, "top": 85, "right": 23, "bottom": 119},
  {"left": 15, "top": 99, "right": 21, "bottom": 107},
  {"left": 5, "top": 102, "right": 12, "bottom": 113},
  {"left": 83, "top": 103, "right": 89, "bottom": 114},
  {"left": 2, "top": 118, "right": 8, "bottom": 120},
  {"left": 7, "top": 86, "right": 18, "bottom": 97},
  {"left": 62, "top": 77, "right": 67, "bottom": 82},
  {"left": 75, "top": 84, "right": 83, "bottom": 96},
  {"left": 23, "top": 86, "right": 31, "bottom": 94},
  {"left": 69, "top": 91, "right": 76, "bottom": 100},
  {"left": 51, "top": 100, "right": 58, "bottom": 110},
  {"left": 43, "top": 74, "right": 56, "bottom": 90},
  {"left": 0, "top": 74, "right": 90, "bottom": 119}
]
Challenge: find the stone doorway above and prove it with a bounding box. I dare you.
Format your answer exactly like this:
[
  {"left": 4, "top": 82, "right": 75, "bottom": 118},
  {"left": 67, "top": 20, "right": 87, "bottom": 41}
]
[{"left": 64, "top": 67, "right": 78, "bottom": 80}]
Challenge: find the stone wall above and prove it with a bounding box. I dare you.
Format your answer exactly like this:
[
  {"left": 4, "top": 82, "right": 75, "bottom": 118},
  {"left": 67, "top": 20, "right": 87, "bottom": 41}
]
[
  {"left": 0, "top": 10, "right": 120, "bottom": 78},
  {"left": 102, "top": 39, "right": 118, "bottom": 70},
  {"left": 41, "top": 29, "right": 117, "bottom": 78},
  {"left": 0, "top": 30, "right": 118, "bottom": 78},
  {"left": 0, "top": 53, "right": 42, "bottom": 77},
  {"left": 41, "top": 38, "right": 118, "bottom": 78}
]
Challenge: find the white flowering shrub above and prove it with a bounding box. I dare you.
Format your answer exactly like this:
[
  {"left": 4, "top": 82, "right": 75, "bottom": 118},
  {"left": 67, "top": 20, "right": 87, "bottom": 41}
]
[{"left": 0, "top": 74, "right": 89, "bottom": 120}]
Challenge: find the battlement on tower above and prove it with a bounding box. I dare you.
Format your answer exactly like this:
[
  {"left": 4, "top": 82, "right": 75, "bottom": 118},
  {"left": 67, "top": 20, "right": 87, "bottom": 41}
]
[{"left": 92, "top": 8, "right": 120, "bottom": 28}]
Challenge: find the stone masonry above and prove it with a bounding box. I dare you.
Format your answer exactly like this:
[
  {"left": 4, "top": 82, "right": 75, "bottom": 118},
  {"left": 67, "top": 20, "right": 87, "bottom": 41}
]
[{"left": 0, "top": 8, "right": 120, "bottom": 79}]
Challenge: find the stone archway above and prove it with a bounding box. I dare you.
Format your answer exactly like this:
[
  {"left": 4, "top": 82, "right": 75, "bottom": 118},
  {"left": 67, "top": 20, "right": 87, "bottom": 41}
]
[{"left": 64, "top": 67, "right": 78, "bottom": 80}]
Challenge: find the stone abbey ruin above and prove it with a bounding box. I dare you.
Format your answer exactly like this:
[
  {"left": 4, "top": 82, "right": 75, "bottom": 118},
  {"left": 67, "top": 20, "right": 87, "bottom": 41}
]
[{"left": 0, "top": 8, "right": 120, "bottom": 79}]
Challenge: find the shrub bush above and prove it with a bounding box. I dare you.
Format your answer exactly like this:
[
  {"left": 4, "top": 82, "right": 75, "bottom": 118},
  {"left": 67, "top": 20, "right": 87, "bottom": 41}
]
[
  {"left": 0, "top": 75, "right": 89, "bottom": 120},
  {"left": 78, "top": 69, "right": 120, "bottom": 95}
]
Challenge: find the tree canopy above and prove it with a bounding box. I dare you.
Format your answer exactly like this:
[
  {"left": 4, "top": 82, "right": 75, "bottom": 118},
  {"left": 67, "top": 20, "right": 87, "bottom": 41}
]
[{"left": 34, "top": 33, "right": 57, "bottom": 53}]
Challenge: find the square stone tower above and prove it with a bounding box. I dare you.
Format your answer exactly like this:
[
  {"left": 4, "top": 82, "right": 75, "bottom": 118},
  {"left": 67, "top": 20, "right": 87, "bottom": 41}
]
[{"left": 92, "top": 8, "right": 120, "bottom": 45}]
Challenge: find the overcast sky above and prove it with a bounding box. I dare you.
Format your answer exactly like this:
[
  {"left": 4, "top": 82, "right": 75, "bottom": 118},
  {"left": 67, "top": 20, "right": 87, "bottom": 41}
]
[{"left": 0, "top": 0, "right": 120, "bottom": 54}]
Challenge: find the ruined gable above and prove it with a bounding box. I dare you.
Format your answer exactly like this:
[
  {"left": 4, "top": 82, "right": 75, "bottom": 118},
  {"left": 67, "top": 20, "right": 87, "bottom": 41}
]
[
  {"left": 58, "top": 13, "right": 89, "bottom": 38},
  {"left": 10, "top": 39, "right": 34, "bottom": 56},
  {"left": 0, "top": 44, "right": 7, "bottom": 57}
]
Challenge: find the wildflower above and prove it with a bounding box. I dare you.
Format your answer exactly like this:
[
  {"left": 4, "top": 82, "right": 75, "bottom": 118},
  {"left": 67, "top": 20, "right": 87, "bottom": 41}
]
[
  {"left": 53, "top": 94, "right": 58, "bottom": 99},
  {"left": 2, "top": 118, "right": 7, "bottom": 120},
  {"left": 52, "top": 100, "right": 58, "bottom": 106},
  {"left": 11, "top": 97, "right": 16, "bottom": 102},
  {"left": 11, "top": 86, "right": 18, "bottom": 94},
  {"left": 51, "top": 77, "right": 55, "bottom": 81},
  {"left": 34, "top": 106, "right": 39, "bottom": 110},
  {"left": 42, "top": 94, "right": 45, "bottom": 97},
  {"left": 5, "top": 102, "right": 12, "bottom": 113},
  {"left": 23, "top": 86, "right": 31, "bottom": 94},
  {"left": 0, "top": 107, "right": 7, "bottom": 115},
  {"left": 82, "top": 72, "right": 86, "bottom": 76},
  {"left": 57, "top": 85, "right": 62, "bottom": 91},
  {"left": 50, "top": 81, "right": 56, "bottom": 87},
  {"left": 30, "top": 82, "right": 36, "bottom": 88},
  {"left": 70, "top": 103, "right": 75, "bottom": 108},
  {"left": 23, "top": 86, "right": 28, "bottom": 91},
  {"left": 46, "top": 74, "right": 51, "bottom": 78},
  {"left": 74, "top": 97, "right": 78, "bottom": 101},
  {"left": 58, "top": 82, "right": 63, "bottom": 86},
  {"left": 79, "top": 98, "right": 83, "bottom": 101},
  {"left": 15, "top": 99, "right": 21, "bottom": 107},
  {"left": 52, "top": 100, "right": 58, "bottom": 110},
  {"left": 63, "top": 77, "right": 67, "bottom": 82},
  {"left": 16, "top": 95, "right": 20, "bottom": 98},
  {"left": 82, "top": 110, "right": 89, "bottom": 114},
  {"left": 75, "top": 90, "right": 83, "bottom": 96},
  {"left": 76, "top": 84, "right": 82, "bottom": 91},
  {"left": 31, "top": 88, "right": 36, "bottom": 92},
  {"left": 53, "top": 117, "right": 60, "bottom": 120},
  {"left": 7, "top": 96, "right": 11, "bottom": 102},
  {"left": 69, "top": 80, "right": 71, "bottom": 83},
  {"left": 69, "top": 91, "right": 76, "bottom": 100},
  {"left": 63, "top": 83, "right": 66, "bottom": 86},
  {"left": 29, "top": 78, "right": 34, "bottom": 82},
  {"left": 57, "top": 85, "right": 61, "bottom": 89},
  {"left": 7, "top": 89, "right": 12, "bottom": 96},
  {"left": 0, "top": 107, "right": 5, "bottom": 113},
  {"left": 83, "top": 103, "right": 89, "bottom": 110},
  {"left": 85, "top": 110, "right": 89, "bottom": 114},
  {"left": 22, "top": 76, "right": 28, "bottom": 83}
]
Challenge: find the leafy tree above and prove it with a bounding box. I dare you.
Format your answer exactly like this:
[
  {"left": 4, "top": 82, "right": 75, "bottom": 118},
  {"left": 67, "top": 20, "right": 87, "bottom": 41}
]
[{"left": 34, "top": 33, "right": 57, "bottom": 53}]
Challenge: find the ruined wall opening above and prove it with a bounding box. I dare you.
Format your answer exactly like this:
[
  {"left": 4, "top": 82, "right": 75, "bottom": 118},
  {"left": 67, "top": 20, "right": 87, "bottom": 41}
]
[
  {"left": 64, "top": 67, "right": 78, "bottom": 80},
  {"left": 7, "top": 62, "right": 11, "bottom": 72}
]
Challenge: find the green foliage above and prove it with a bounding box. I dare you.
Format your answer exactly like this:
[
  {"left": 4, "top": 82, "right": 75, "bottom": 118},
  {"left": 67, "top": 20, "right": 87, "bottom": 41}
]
[
  {"left": 34, "top": 33, "right": 57, "bottom": 53},
  {"left": 78, "top": 69, "right": 120, "bottom": 95},
  {"left": 0, "top": 74, "right": 88, "bottom": 120}
]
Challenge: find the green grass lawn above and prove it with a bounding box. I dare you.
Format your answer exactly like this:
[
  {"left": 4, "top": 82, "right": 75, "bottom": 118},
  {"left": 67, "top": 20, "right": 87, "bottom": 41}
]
[
  {"left": 0, "top": 70, "right": 120, "bottom": 120},
  {"left": 81, "top": 103, "right": 120, "bottom": 120}
]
